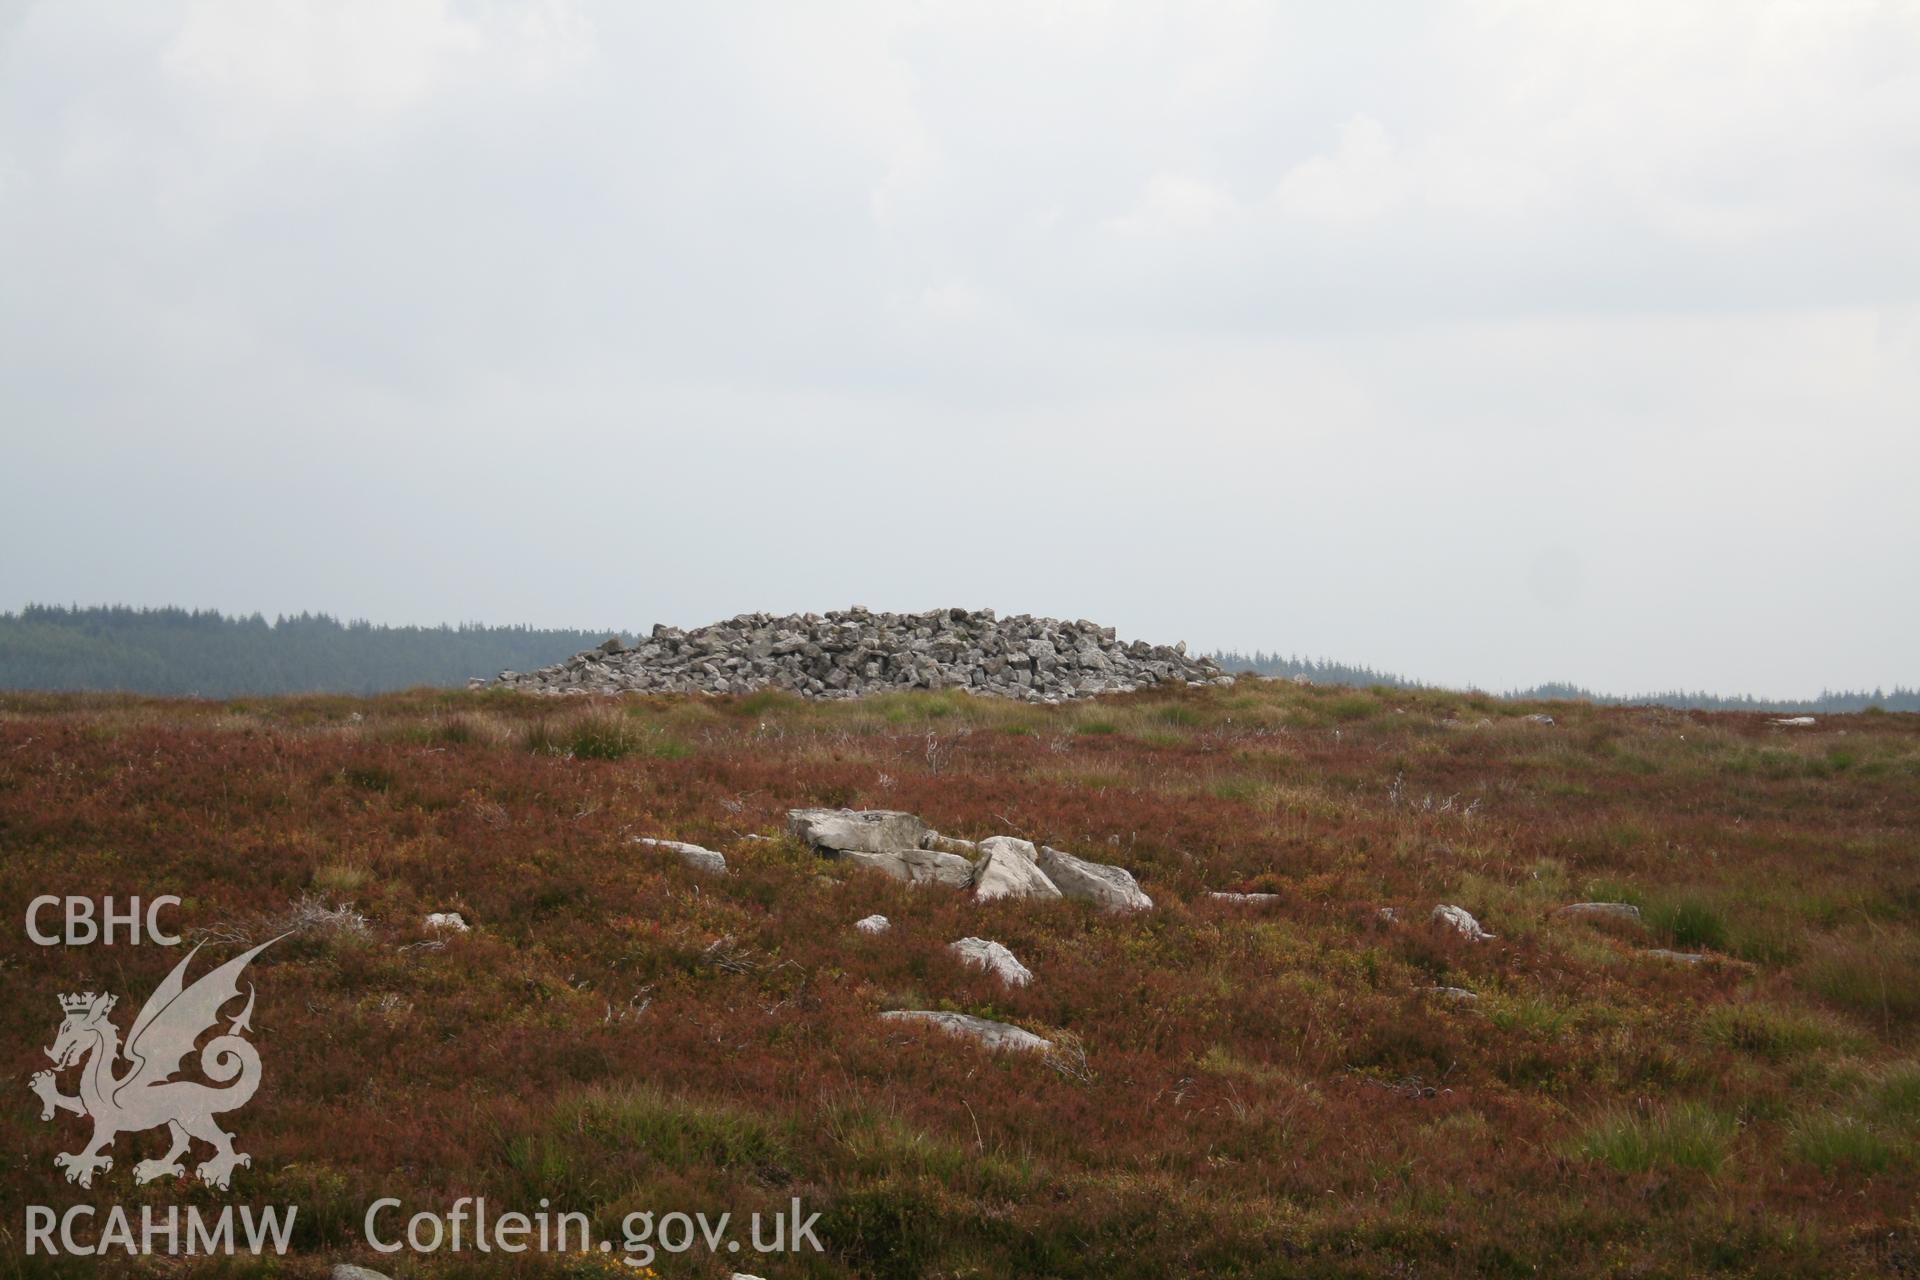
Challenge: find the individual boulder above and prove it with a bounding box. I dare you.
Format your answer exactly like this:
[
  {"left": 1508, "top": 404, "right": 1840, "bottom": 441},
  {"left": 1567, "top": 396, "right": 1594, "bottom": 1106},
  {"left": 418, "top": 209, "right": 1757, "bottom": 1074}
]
[
  {"left": 977, "top": 835, "right": 1039, "bottom": 862},
  {"left": 1036, "top": 845, "right": 1152, "bottom": 911},
  {"left": 972, "top": 838, "right": 1060, "bottom": 902},
  {"left": 950, "top": 937, "right": 1033, "bottom": 987},
  {"left": 854, "top": 914, "right": 891, "bottom": 934},
  {"left": 1209, "top": 891, "right": 1282, "bottom": 904},
  {"left": 922, "top": 831, "right": 979, "bottom": 856},
  {"left": 633, "top": 837, "right": 727, "bottom": 875},
  {"left": 423, "top": 912, "right": 469, "bottom": 932},
  {"left": 840, "top": 847, "right": 975, "bottom": 888},
  {"left": 1644, "top": 948, "right": 1705, "bottom": 965},
  {"left": 788, "top": 808, "right": 931, "bottom": 854},
  {"left": 879, "top": 1010, "right": 1050, "bottom": 1052},
  {"left": 332, "top": 1267, "right": 395, "bottom": 1280},
  {"left": 1432, "top": 904, "right": 1495, "bottom": 940}
]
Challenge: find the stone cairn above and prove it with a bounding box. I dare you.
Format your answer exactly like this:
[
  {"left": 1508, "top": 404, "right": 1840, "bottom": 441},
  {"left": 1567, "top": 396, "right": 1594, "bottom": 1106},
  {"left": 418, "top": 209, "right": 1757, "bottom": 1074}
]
[{"left": 479, "top": 606, "right": 1231, "bottom": 701}]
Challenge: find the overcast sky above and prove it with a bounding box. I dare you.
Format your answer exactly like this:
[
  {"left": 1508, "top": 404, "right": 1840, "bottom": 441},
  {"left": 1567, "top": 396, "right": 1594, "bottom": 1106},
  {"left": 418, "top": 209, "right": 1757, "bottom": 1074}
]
[{"left": 3, "top": 2, "right": 1916, "bottom": 696}]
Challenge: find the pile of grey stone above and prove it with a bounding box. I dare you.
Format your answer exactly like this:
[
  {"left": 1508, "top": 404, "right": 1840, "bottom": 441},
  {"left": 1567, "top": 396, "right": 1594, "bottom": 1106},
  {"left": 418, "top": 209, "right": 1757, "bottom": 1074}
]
[{"left": 480, "top": 606, "right": 1231, "bottom": 701}]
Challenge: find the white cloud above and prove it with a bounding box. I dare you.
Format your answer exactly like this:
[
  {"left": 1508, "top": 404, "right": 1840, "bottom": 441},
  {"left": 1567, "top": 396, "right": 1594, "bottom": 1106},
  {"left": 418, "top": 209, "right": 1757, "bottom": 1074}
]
[
  {"left": 2, "top": 0, "right": 1916, "bottom": 695},
  {"left": 1270, "top": 116, "right": 1405, "bottom": 223}
]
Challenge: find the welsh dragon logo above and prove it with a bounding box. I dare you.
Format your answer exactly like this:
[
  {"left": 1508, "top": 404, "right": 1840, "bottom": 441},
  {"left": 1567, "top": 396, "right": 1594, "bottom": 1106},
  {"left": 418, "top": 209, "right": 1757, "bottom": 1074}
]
[{"left": 30, "top": 937, "right": 282, "bottom": 1190}]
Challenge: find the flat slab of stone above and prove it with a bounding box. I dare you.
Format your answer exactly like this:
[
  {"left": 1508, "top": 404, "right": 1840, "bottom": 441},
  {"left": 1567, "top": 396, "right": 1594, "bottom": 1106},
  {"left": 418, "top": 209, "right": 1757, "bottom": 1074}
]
[
  {"left": 788, "top": 808, "right": 931, "bottom": 854},
  {"left": 1432, "top": 904, "right": 1495, "bottom": 940},
  {"left": 879, "top": 1010, "right": 1051, "bottom": 1052},
  {"left": 972, "top": 839, "right": 1060, "bottom": 901},
  {"left": 841, "top": 846, "right": 975, "bottom": 888},
  {"left": 950, "top": 937, "right": 1033, "bottom": 987},
  {"left": 633, "top": 837, "right": 727, "bottom": 874},
  {"left": 1209, "top": 891, "right": 1282, "bottom": 904},
  {"left": 1644, "top": 948, "right": 1705, "bottom": 965},
  {"left": 1037, "top": 845, "right": 1152, "bottom": 911}
]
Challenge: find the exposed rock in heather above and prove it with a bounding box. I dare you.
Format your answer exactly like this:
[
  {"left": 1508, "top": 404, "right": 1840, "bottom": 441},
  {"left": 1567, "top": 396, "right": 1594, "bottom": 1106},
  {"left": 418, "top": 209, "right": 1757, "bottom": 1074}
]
[
  {"left": 1644, "top": 948, "right": 1705, "bottom": 965},
  {"left": 788, "top": 807, "right": 931, "bottom": 854},
  {"left": 977, "top": 835, "right": 1039, "bottom": 863},
  {"left": 972, "top": 838, "right": 1061, "bottom": 902},
  {"left": 423, "top": 912, "right": 468, "bottom": 932},
  {"left": 950, "top": 937, "right": 1033, "bottom": 987},
  {"left": 880, "top": 1010, "right": 1051, "bottom": 1052},
  {"left": 854, "top": 914, "right": 891, "bottom": 934},
  {"left": 1037, "top": 845, "right": 1153, "bottom": 912},
  {"left": 483, "top": 607, "right": 1232, "bottom": 701},
  {"left": 1423, "top": 986, "right": 1480, "bottom": 1003},
  {"left": 922, "top": 832, "right": 979, "bottom": 856},
  {"left": 840, "top": 847, "right": 976, "bottom": 888},
  {"left": 1432, "top": 904, "right": 1495, "bottom": 940},
  {"left": 332, "top": 1267, "right": 394, "bottom": 1280},
  {"left": 633, "top": 837, "right": 727, "bottom": 874},
  {"left": 1210, "top": 891, "right": 1282, "bottom": 904}
]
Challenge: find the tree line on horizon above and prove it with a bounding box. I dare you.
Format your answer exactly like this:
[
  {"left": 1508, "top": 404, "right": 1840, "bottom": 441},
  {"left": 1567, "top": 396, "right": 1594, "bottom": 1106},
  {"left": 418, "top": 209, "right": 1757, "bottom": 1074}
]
[
  {"left": 0, "top": 607, "right": 1911, "bottom": 711},
  {"left": 0, "top": 604, "right": 624, "bottom": 697},
  {"left": 1208, "top": 649, "right": 1920, "bottom": 715}
]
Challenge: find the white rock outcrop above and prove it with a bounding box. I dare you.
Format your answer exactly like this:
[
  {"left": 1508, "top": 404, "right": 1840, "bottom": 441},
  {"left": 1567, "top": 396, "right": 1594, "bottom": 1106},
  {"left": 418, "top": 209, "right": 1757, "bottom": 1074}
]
[
  {"left": 788, "top": 808, "right": 931, "bottom": 854},
  {"left": 854, "top": 914, "right": 891, "bottom": 934},
  {"left": 633, "top": 837, "right": 727, "bottom": 875},
  {"left": 972, "top": 837, "right": 1061, "bottom": 902},
  {"left": 840, "top": 847, "right": 977, "bottom": 888},
  {"left": 879, "top": 1010, "right": 1051, "bottom": 1052},
  {"left": 1210, "top": 891, "right": 1282, "bottom": 904},
  {"left": 1037, "top": 845, "right": 1152, "bottom": 912},
  {"left": 1432, "top": 904, "right": 1495, "bottom": 940},
  {"left": 423, "top": 912, "right": 468, "bottom": 932},
  {"left": 950, "top": 937, "right": 1034, "bottom": 987}
]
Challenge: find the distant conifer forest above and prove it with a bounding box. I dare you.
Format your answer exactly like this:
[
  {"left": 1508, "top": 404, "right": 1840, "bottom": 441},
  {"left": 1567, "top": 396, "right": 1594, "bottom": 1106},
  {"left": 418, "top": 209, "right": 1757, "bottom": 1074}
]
[
  {"left": 1208, "top": 650, "right": 1919, "bottom": 714},
  {"left": 0, "top": 606, "right": 1911, "bottom": 710},
  {"left": 0, "top": 605, "right": 624, "bottom": 697}
]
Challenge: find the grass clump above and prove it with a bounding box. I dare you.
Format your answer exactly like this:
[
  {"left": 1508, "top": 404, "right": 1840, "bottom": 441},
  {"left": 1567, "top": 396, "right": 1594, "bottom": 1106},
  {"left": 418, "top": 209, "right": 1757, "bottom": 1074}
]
[
  {"left": 1578, "top": 1103, "right": 1735, "bottom": 1173},
  {"left": 1645, "top": 895, "right": 1729, "bottom": 951},
  {"left": 1788, "top": 1113, "right": 1897, "bottom": 1174},
  {"left": 1326, "top": 694, "right": 1378, "bottom": 723},
  {"left": 1701, "top": 1003, "right": 1852, "bottom": 1061},
  {"left": 525, "top": 712, "right": 646, "bottom": 761},
  {"left": 311, "top": 862, "right": 369, "bottom": 895},
  {"left": 1800, "top": 937, "right": 1920, "bottom": 1029},
  {"left": 555, "top": 1084, "right": 788, "bottom": 1172},
  {"left": 1872, "top": 1063, "right": 1920, "bottom": 1127}
]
